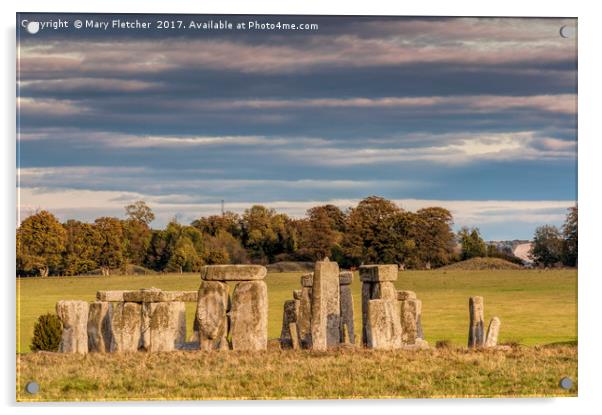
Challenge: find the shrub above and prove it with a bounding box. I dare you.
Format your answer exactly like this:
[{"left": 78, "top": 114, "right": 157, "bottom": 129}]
[
  {"left": 30, "top": 313, "right": 62, "bottom": 352},
  {"left": 435, "top": 340, "right": 451, "bottom": 349}
]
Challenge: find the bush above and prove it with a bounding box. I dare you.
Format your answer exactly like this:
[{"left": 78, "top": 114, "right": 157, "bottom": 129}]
[{"left": 30, "top": 313, "right": 62, "bottom": 352}]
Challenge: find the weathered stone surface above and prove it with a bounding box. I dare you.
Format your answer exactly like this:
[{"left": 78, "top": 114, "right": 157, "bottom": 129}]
[
  {"left": 359, "top": 264, "right": 398, "bottom": 282},
  {"left": 361, "top": 281, "right": 398, "bottom": 345},
  {"left": 339, "top": 283, "right": 355, "bottom": 344},
  {"left": 415, "top": 299, "right": 424, "bottom": 340},
  {"left": 468, "top": 296, "right": 485, "bottom": 348},
  {"left": 310, "top": 259, "right": 340, "bottom": 350},
  {"left": 110, "top": 302, "right": 142, "bottom": 352},
  {"left": 56, "top": 300, "right": 89, "bottom": 354},
  {"left": 397, "top": 290, "right": 416, "bottom": 301},
  {"left": 366, "top": 299, "right": 402, "bottom": 350},
  {"left": 196, "top": 281, "right": 229, "bottom": 350},
  {"left": 301, "top": 272, "right": 313, "bottom": 287},
  {"left": 96, "top": 290, "right": 126, "bottom": 302},
  {"left": 201, "top": 264, "right": 267, "bottom": 281},
  {"left": 140, "top": 302, "right": 152, "bottom": 350},
  {"left": 230, "top": 280, "right": 268, "bottom": 351},
  {"left": 289, "top": 323, "right": 300, "bottom": 350},
  {"left": 293, "top": 289, "right": 302, "bottom": 300},
  {"left": 298, "top": 286, "right": 313, "bottom": 348},
  {"left": 400, "top": 298, "right": 419, "bottom": 345},
  {"left": 485, "top": 317, "right": 501, "bottom": 348},
  {"left": 339, "top": 271, "right": 353, "bottom": 285},
  {"left": 87, "top": 301, "right": 112, "bottom": 352},
  {"left": 374, "top": 281, "right": 397, "bottom": 300},
  {"left": 123, "top": 288, "right": 198, "bottom": 303},
  {"left": 148, "top": 301, "right": 186, "bottom": 352},
  {"left": 280, "top": 299, "right": 300, "bottom": 348}
]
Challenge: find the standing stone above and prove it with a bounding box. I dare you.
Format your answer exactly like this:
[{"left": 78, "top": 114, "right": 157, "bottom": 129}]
[
  {"left": 56, "top": 300, "right": 89, "bottom": 354},
  {"left": 485, "top": 317, "right": 501, "bottom": 348},
  {"left": 366, "top": 299, "right": 402, "bottom": 350},
  {"left": 298, "top": 285, "right": 313, "bottom": 348},
  {"left": 301, "top": 272, "right": 313, "bottom": 287},
  {"left": 339, "top": 271, "right": 355, "bottom": 344},
  {"left": 87, "top": 301, "right": 112, "bottom": 352},
  {"left": 196, "top": 281, "right": 229, "bottom": 351},
  {"left": 230, "top": 280, "right": 268, "bottom": 351},
  {"left": 415, "top": 298, "right": 424, "bottom": 340},
  {"left": 468, "top": 296, "right": 485, "bottom": 348},
  {"left": 400, "top": 298, "right": 419, "bottom": 345},
  {"left": 293, "top": 289, "right": 302, "bottom": 300},
  {"left": 289, "top": 323, "right": 300, "bottom": 350},
  {"left": 148, "top": 301, "right": 186, "bottom": 352},
  {"left": 280, "top": 299, "right": 300, "bottom": 348},
  {"left": 110, "top": 302, "right": 142, "bottom": 352},
  {"left": 397, "top": 290, "right": 416, "bottom": 301},
  {"left": 359, "top": 264, "right": 398, "bottom": 346},
  {"left": 310, "top": 258, "right": 340, "bottom": 350},
  {"left": 140, "top": 302, "right": 152, "bottom": 350}
]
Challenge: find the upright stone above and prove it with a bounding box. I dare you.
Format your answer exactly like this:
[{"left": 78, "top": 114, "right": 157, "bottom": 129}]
[
  {"left": 56, "top": 300, "right": 89, "bottom": 354},
  {"left": 359, "top": 264, "right": 398, "bottom": 346},
  {"left": 397, "top": 290, "right": 416, "bottom": 301},
  {"left": 298, "top": 284, "right": 313, "bottom": 348},
  {"left": 366, "top": 299, "right": 402, "bottom": 350},
  {"left": 196, "top": 281, "right": 229, "bottom": 350},
  {"left": 140, "top": 302, "right": 152, "bottom": 350},
  {"left": 148, "top": 301, "right": 186, "bottom": 352},
  {"left": 230, "top": 280, "right": 268, "bottom": 351},
  {"left": 339, "top": 271, "right": 355, "bottom": 344},
  {"left": 280, "top": 299, "right": 300, "bottom": 348},
  {"left": 110, "top": 302, "right": 142, "bottom": 352},
  {"left": 87, "top": 301, "right": 112, "bottom": 352},
  {"left": 485, "top": 317, "right": 501, "bottom": 348},
  {"left": 400, "top": 298, "right": 419, "bottom": 345},
  {"left": 415, "top": 298, "right": 424, "bottom": 340},
  {"left": 310, "top": 258, "right": 340, "bottom": 350},
  {"left": 293, "top": 289, "right": 302, "bottom": 300},
  {"left": 289, "top": 323, "right": 300, "bottom": 350},
  {"left": 468, "top": 296, "right": 485, "bottom": 348}
]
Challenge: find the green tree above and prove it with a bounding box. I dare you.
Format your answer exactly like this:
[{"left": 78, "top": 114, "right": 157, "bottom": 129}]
[
  {"left": 204, "top": 229, "right": 247, "bottom": 264},
  {"left": 17, "top": 210, "right": 66, "bottom": 277},
  {"left": 530, "top": 225, "right": 563, "bottom": 267},
  {"left": 458, "top": 226, "right": 487, "bottom": 260},
  {"left": 415, "top": 207, "right": 455, "bottom": 267},
  {"left": 125, "top": 200, "right": 155, "bottom": 225},
  {"left": 62, "top": 220, "right": 102, "bottom": 275},
  {"left": 297, "top": 205, "right": 345, "bottom": 261},
  {"left": 192, "top": 211, "right": 241, "bottom": 238},
  {"left": 240, "top": 205, "right": 296, "bottom": 263},
  {"left": 30, "top": 313, "right": 62, "bottom": 352},
  {"left": 562, "top": 206, "right": 578, "bottom": 267},
  {"left": 94, "top": 217, "right": 125, "bottom": 275},
  {"left": 123, "top": 218, "right": 152, "bottom": 266},
  {"left": 166, "top": 236, "right": 202, "bottom": 273}
]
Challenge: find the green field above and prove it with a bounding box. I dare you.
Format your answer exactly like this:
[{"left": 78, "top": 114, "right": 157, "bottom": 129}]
[{"left": 17, "top": 269, "right": 577, "bottom": 353}]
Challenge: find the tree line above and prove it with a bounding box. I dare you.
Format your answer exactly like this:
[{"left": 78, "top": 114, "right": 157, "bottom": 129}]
[{"left": 16, "top": 196, "right": 577, "bottom": 277}]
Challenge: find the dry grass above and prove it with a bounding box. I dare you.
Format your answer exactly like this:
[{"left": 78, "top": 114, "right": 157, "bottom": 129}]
[{"left": 16, "top": 345, "right": 577, "bottom": 401}]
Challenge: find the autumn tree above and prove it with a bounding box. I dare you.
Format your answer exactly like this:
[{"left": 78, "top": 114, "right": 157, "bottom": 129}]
[
  {"left": 62, "top": 220, "right": 102, "bottom": 275},
  {"left": 94, "top": 217, "right": 125, "bottom": 275},
  {"left": 125, "top": 200, "right": 155, "bottom": 225},
  {"left": 17, "top": 210, "right": 66, "bottom": 277},
  {"left": 458, "top": 226, "right": 487, "bottom": 260},
  {"left": 240, "top": 205, "right": 297, "bottom": 263},
  {"left": 562, "top": 206, "right": 578, "bottom": 267},
  {"left": 530, "top": 225, "right": 563, "bottom": 267},
  {"left": 192, "top": 211, "right": 242, "bottom": 238},
  {"left": 416, "top": 207, "right": 455, "bottom": 267},
  {"left": 297, "top": 205, "right": 346, "bottom": 261}
]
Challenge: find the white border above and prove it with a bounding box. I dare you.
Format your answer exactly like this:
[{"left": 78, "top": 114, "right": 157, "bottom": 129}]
[{"left": 3, "top": 1, "right": 601, "bottom": 414}]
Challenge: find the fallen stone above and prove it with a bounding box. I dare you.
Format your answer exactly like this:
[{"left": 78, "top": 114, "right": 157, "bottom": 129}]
[
  {"left": 301, "top": 272, "right": 313, "bottom": 287},
  {"left": 359, "top": 264, "right": 398, "bottom": 282},
  {"left": 56, "top": 300, "right": 89, "bottom": 354},
  {"left": 201, "top": 264, "right": 267, "bottom": 281},
  {"left": 310, "top": 258, "right": 340, "bottom": 350},
  {"left": 468, "top": 296, "right": 485, "bottom": 348},
  {"left": 196, "top": 281, "right": 229, "bottom": 350},
  {"left": 485, "top": 316, "right": 501, "bottom": 348},
  {"left": 366, "top": 299, "right": 402, "bottom": 350},
  {"left": 397, "top": 290, "right": 416, "bottom": 301},
  {"left": 110, "top": 302, "right": 142, "bottom": 352},
  {"left": 87, "top": 301, "right": 112, "bottom": 352},
  {"left": 298, "top": 286, "right": 313, "bottom": 348},
  {"left": 339, "top": 282, "right": 355, "bottom": 344},
  {"left": 293, "top": 289, "right": 302, "bottom": 300},
  {"left": 96, "top": 290, "right": 127, "bottom": 302},
  {"left": 148, "top": 301, "right": 186, "bottom": 352},
  {"left": 230, "top": 280, "right": 268, "bottom": 351},
  {"left": 339, "top": 271, "right": 353, "bottom": 285}
]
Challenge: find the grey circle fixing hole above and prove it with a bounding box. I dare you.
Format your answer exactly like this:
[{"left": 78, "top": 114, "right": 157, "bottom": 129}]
[
  {"left": 559, "top": 25, "right": 575, "bottom": 39},
  {"left": 25, "top": 381, "right": 39, "bottom": 394},
  {"left": 559, "top": 377, "right": 573, "bottom": 390}
]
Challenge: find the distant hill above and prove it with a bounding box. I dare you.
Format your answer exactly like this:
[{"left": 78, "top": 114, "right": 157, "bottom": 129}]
[{"left": 440, "top": 257, "right": 523, "bottom": 270}]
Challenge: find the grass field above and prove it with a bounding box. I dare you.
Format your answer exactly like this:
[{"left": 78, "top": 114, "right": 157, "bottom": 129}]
[
  {"left": 17, "top": 269, "right": 577, "bottom": 353},
  {"left": 16, "top": 269, "right": 577, "bottom": 400},
  {"left": 17, "top": 345, "right": 577, "bottom": 400}
]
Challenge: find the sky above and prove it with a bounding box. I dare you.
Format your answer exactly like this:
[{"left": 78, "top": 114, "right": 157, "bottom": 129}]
[{"left": 16, "top": 14, "right": 577, "bottom": 240}]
